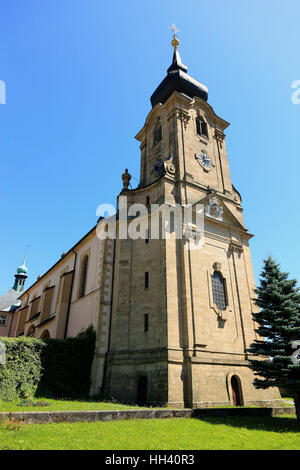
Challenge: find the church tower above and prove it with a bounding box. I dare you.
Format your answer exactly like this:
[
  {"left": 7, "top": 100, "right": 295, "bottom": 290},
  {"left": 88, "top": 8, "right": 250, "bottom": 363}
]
[
  {"left": 13, "top": 256, "right": 28, "bottom": 293},
  {"left": 104, "top": 32, "right": 281, "bottom": 407}
]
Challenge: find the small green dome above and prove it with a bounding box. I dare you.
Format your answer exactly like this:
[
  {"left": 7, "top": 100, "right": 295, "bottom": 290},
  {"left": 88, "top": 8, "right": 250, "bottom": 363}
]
[{"left": 17, "top": 263, "right": 28, "bottom": 275}]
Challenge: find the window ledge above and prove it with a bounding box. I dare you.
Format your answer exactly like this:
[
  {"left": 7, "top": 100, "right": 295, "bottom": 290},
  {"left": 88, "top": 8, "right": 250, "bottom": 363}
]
[
  {"left": 153, "top": 141, "right": 162, "bottom": 149},
  {"left": 35, "top": 315, "right": 56, "bottom": 329},
  {"left": 25, "top": 312, "right": 41, "bottom": 324},
  {"left": 197, "top": 134, "right": 209, "bottom": 141}
]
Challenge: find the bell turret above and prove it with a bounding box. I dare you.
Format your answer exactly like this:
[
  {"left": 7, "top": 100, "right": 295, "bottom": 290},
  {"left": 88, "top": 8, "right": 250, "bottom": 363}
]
[{"left": 13, "top": 255, "right": 28, "bottom": 292}]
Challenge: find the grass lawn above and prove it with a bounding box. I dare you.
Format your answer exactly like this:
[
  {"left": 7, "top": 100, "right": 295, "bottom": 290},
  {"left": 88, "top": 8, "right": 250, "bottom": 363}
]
[
  {"left": 0, "top": 398, "right": 292, "bottom": 413},
  {"left": 0, "top": 416, "right": 299, "bottom": 450},
  {"left": 0, "top": 398, "right": 151, "bottom": 413}
]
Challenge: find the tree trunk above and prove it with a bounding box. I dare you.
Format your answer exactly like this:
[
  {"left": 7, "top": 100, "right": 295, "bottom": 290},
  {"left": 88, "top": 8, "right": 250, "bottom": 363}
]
[{"left": 293, "top": 391, "right": 300, "bottom": 423}]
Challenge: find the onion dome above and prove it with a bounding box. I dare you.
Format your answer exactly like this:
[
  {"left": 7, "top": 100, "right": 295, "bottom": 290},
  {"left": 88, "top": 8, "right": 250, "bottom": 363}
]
[
  {"left": 17, "top": 261, "right": 28, "bottom": 275},
  {"left": 150, "top": 30, "right": 208, "bottom": 108}
]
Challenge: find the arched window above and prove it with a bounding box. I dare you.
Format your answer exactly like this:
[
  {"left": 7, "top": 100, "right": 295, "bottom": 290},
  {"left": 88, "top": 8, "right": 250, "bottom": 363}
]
[
  {"left": 153, "top": 124, "right": 162, "bottom": 146},
  {"left": 211, "top": 271, "right": 227, "bottom": 311},
  {"left": 231, "top": 375, "right": 243, "bottom": 406},
  {"left": 79, "top": 255, "right": 89, "bottom": 298},
  {"left": 196, "top": 117, "right": 208, "bottom": 138}
]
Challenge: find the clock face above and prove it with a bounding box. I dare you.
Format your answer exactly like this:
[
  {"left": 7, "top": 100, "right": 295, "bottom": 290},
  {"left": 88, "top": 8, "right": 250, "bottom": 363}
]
[{"left": 200, "top": 152, "right": 212, "bottom": 169}]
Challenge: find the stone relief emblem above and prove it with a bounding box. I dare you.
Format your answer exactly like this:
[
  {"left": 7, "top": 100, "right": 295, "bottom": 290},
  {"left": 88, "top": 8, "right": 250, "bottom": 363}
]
[
  {"left": 205, "top": 196, "right": 223, "bottom": 221},
  {"left": 152, "top": 154, "right": 176, "bottom": 177},
  {"left": 152, "top": 158, "right": 165, "bottom": 176},
  {"left": 164, "top": 154, "right": 176, "bottom": 175}
]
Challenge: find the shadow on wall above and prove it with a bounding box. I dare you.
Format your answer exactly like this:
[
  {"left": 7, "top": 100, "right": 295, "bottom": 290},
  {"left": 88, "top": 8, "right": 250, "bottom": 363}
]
[{"left": 136, "top": 376, "right": 148, "bottom": 406}]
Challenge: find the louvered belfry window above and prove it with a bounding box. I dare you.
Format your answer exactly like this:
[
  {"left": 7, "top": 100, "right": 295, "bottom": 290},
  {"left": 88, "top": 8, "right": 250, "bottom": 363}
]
[
  {"left": 196, "top": 118, "right": 208, "bottom": 138},
  {"left": 153, "top": 124, "right": 162, "bottom": 146},
  {"left": 211, "top": 271, "right": 226, "bottom": 311}
]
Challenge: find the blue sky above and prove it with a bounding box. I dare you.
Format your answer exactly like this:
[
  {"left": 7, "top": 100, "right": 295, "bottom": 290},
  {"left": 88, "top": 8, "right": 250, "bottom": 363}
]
[{"left": 0, "top": 0, "right": 299, "bottom": 292}]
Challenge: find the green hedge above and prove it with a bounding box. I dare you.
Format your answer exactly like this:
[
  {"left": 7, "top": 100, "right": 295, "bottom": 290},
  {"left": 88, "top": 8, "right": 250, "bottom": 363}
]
[
  {"left": 0, "top": 327, "right": 96, "bottom": 401},
  {"left": 0, "top": 337, "right": 44, "bottom": 401},
  {"left": 37, "top": 326, "right": 96, "bottom": 399}
]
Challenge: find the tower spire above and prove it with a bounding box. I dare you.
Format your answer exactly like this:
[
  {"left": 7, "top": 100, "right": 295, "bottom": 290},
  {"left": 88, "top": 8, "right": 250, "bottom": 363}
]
[
  {"left": 150, "top": 25, "right": 208, "bottom": 108},
  {"left": 168, "top": 24, "right": 188, "bottom": 73},
  {"left": 22, "top": 246, "right": 28, "bottom": 269}
]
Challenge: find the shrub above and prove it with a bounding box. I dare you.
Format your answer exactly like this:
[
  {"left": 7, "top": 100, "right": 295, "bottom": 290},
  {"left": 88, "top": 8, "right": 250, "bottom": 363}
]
[
  {"left": 0, "top": 337, "right": 44, "bottom": 401},
  {"left": 0, "top": 327, "right": 96, "bottom": 401},
  {"left": 37, "top": 326, "right": 96, "bottom": 399},
  {"left": 17, "top": 399, "right": 50, "bottom": 407}
]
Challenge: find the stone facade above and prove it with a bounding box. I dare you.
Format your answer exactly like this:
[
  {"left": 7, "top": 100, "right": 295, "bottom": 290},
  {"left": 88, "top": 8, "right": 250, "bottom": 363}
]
[
  {"left": 12, "top": 226, "right": 115, "bottom": 395},
  {"left": 0, "top": 310, "right": 13, "bottom": 337},
  {"left": 105, "top": 90, "right": 281, "bottom": 408}
]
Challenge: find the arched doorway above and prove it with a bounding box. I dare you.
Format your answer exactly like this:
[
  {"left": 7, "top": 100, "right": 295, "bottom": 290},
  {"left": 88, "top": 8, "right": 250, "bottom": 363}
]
[
  {"left": 40, "top": 329, "right": 50, "bottom": 339},
  {"left": 136, "top": 376, "right": 147, "bottom": 405},
  {"left": 231, "top": 375, "right": 243, "bottom": 406}
]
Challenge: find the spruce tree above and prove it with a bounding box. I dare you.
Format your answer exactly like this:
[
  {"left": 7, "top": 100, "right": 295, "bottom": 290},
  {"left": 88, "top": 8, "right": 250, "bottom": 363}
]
[{"left": 248, "top": 256, "right": 300, "bottom": 421}]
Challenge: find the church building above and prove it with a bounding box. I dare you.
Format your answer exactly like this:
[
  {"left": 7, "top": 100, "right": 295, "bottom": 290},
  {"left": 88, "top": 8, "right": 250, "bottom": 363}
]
[{"left": 10, "top": 33, "right": 281, "bottom": 408}]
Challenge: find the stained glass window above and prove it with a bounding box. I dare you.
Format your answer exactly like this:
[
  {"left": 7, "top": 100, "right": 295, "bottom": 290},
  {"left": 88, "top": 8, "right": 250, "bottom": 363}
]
[{"left": 211, "top": 271, "right": 226, "bottom": 311}]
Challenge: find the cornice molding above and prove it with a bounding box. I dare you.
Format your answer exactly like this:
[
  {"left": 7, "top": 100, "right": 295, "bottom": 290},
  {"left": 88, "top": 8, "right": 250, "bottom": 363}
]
[{"left": 135, "top": 90, "right": 230, "bottom": 141}]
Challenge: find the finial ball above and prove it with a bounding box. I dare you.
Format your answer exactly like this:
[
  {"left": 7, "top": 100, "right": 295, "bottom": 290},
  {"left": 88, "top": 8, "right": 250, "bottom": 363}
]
[{"left": 172, "top": 36, "right": 179, "bottom": 50}]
